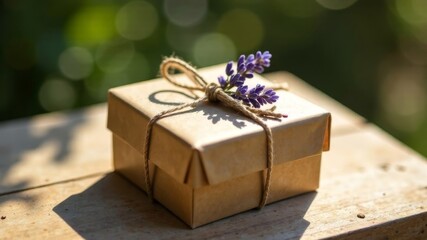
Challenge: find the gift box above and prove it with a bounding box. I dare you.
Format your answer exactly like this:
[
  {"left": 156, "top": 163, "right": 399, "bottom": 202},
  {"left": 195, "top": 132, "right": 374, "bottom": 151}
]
[{"left": 107, "top": 64, "right": 331, "bottom": 228}]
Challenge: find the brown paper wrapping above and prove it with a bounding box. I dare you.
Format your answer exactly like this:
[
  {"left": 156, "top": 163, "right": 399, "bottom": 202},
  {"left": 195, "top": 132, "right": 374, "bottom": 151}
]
[{"left": 107, "top": 65, "right": 331, "bottom": 228}]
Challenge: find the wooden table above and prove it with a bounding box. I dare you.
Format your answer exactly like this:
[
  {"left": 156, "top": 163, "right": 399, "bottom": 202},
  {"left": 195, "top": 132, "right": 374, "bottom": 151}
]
[{"left": 1, "top": 72, "right": 426, "bottom": 239}]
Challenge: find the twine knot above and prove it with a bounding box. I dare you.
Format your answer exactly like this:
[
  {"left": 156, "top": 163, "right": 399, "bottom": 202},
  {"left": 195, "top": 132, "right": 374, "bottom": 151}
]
[
  {"left": 143, "top": 57, "right": 288, "bottom": 209},
  {"left": 205, "top": 82, "right": 221, "bottom": 102}
]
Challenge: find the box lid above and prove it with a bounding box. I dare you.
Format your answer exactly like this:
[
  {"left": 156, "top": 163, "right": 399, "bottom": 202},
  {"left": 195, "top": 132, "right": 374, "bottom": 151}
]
[{"left": 108, "top": 65, "right": 331, "bottom": 188}]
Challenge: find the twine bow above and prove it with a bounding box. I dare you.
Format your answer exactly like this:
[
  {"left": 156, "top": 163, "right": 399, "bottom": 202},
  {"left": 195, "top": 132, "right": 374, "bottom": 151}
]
[{"left": 143, "top": 57, "right": 288, "bottom": 209}]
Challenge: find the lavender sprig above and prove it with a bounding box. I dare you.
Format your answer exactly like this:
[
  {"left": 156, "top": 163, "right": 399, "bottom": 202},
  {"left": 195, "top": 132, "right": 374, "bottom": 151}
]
[{"left": 217, "top": 51, "right": 278, "bottom": 108}]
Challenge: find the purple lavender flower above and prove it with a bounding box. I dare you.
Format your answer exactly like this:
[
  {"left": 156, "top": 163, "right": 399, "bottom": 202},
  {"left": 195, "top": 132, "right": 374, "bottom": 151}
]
[
  {"left": 225, "top": 61, "right": 234, "bottom": 76},
  {"left": 217, "top": 51, "right": 278, "bottom": 108},
  {"left": 232, "top": 85, "right": 248, "bottom": 100},
  {"left": 246, "top": 84, "right": 279, "bottom": 108},
  {"left": 229, "top": 73, "right": 245, "bottom": 87},
  {"left": 217, "top": 76, "right": 227, "bottom": 88}
]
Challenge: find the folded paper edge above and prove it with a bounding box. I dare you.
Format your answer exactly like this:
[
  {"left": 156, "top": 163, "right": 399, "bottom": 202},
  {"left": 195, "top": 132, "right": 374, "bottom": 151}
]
[
  {"left": 184, "top": 149, "right": 209, "bottom": 188},
  {"left": 323, "top": 113, "right": 332, "bottom": 151}
]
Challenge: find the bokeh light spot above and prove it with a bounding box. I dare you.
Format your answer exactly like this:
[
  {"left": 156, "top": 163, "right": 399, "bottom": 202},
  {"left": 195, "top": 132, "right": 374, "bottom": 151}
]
[
  {"left": 164, "top": 0, "right": 207, "bottom": 27},
  {"left": 193, "top": 33, "right": 236, "bottom": 67},
  {"left": 38, "top": 78, "right": 76, "bottom": 111},
  {"left": 116, "top": 1, "right": 159, "bottom": 40},
  {"left": 66, "top": 5, "right": 118, "bottom": 46},
  {"left": 379, "top": 62, "right": 427, "bottom": 132},
  {"left": 316, "top": 0, "right": 357, "bottom": 10},
  {"left": 95, "top": 39, "right": 135, "bottom": 73},
  {"left": 59, "top": 47, "right": 93, "bottom": 80},
  {"left": 395, "top": 0, "right": 427, "bottom": 25},
  {"left": 217, "top": 9, "right": 264, "bottom": 52},
  {"left": 85, "top": 52, "right": 151, "bottom": 101}
]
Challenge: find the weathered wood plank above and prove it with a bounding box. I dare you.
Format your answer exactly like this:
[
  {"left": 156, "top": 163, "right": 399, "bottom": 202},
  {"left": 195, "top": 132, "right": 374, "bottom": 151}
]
[
  {"left": 0, "top": 105, "right": 112, "bottom": 195},
  {"left": 0, "top": 72, "right": 361, "bottom": 196},
  {"left": 1, "top": 127, "right": 425, "bottom": 239},
  {"left": 322, "top": 124, "right": 427, "bottom": 178}
]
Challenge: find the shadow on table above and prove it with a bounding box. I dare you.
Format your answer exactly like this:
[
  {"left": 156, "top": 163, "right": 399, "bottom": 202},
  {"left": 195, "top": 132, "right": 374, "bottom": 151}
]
[
  {"left": 53, "top": 173, "right": 187, "bottom": 239},
  {"left": 53, "top": 172, "right": 316, "bottom": 239},
  {"left": 0, "top": 110, "right": 87, "bottom": 205}
]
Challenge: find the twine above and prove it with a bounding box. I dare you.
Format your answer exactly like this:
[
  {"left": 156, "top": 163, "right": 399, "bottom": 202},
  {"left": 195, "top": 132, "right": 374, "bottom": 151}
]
[{"left": 143, "top": 57, "right": 288, "bottom": 209}]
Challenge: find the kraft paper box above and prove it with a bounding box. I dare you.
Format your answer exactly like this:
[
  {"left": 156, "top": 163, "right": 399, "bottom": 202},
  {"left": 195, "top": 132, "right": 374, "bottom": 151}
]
[{"left": 107, "top": 65, "right": 331, "bottom": 228}]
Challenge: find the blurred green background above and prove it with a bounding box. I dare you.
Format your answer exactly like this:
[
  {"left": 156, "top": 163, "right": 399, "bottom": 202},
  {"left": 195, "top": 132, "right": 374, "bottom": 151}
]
[{"left": 1, "top": 0, "right": 426, "bottom": 156}]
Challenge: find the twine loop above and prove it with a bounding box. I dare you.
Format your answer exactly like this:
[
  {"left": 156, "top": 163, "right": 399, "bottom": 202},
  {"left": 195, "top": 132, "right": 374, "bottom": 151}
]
[{"left": 143, "top": 57, "right": 287, "bottom": 209}]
